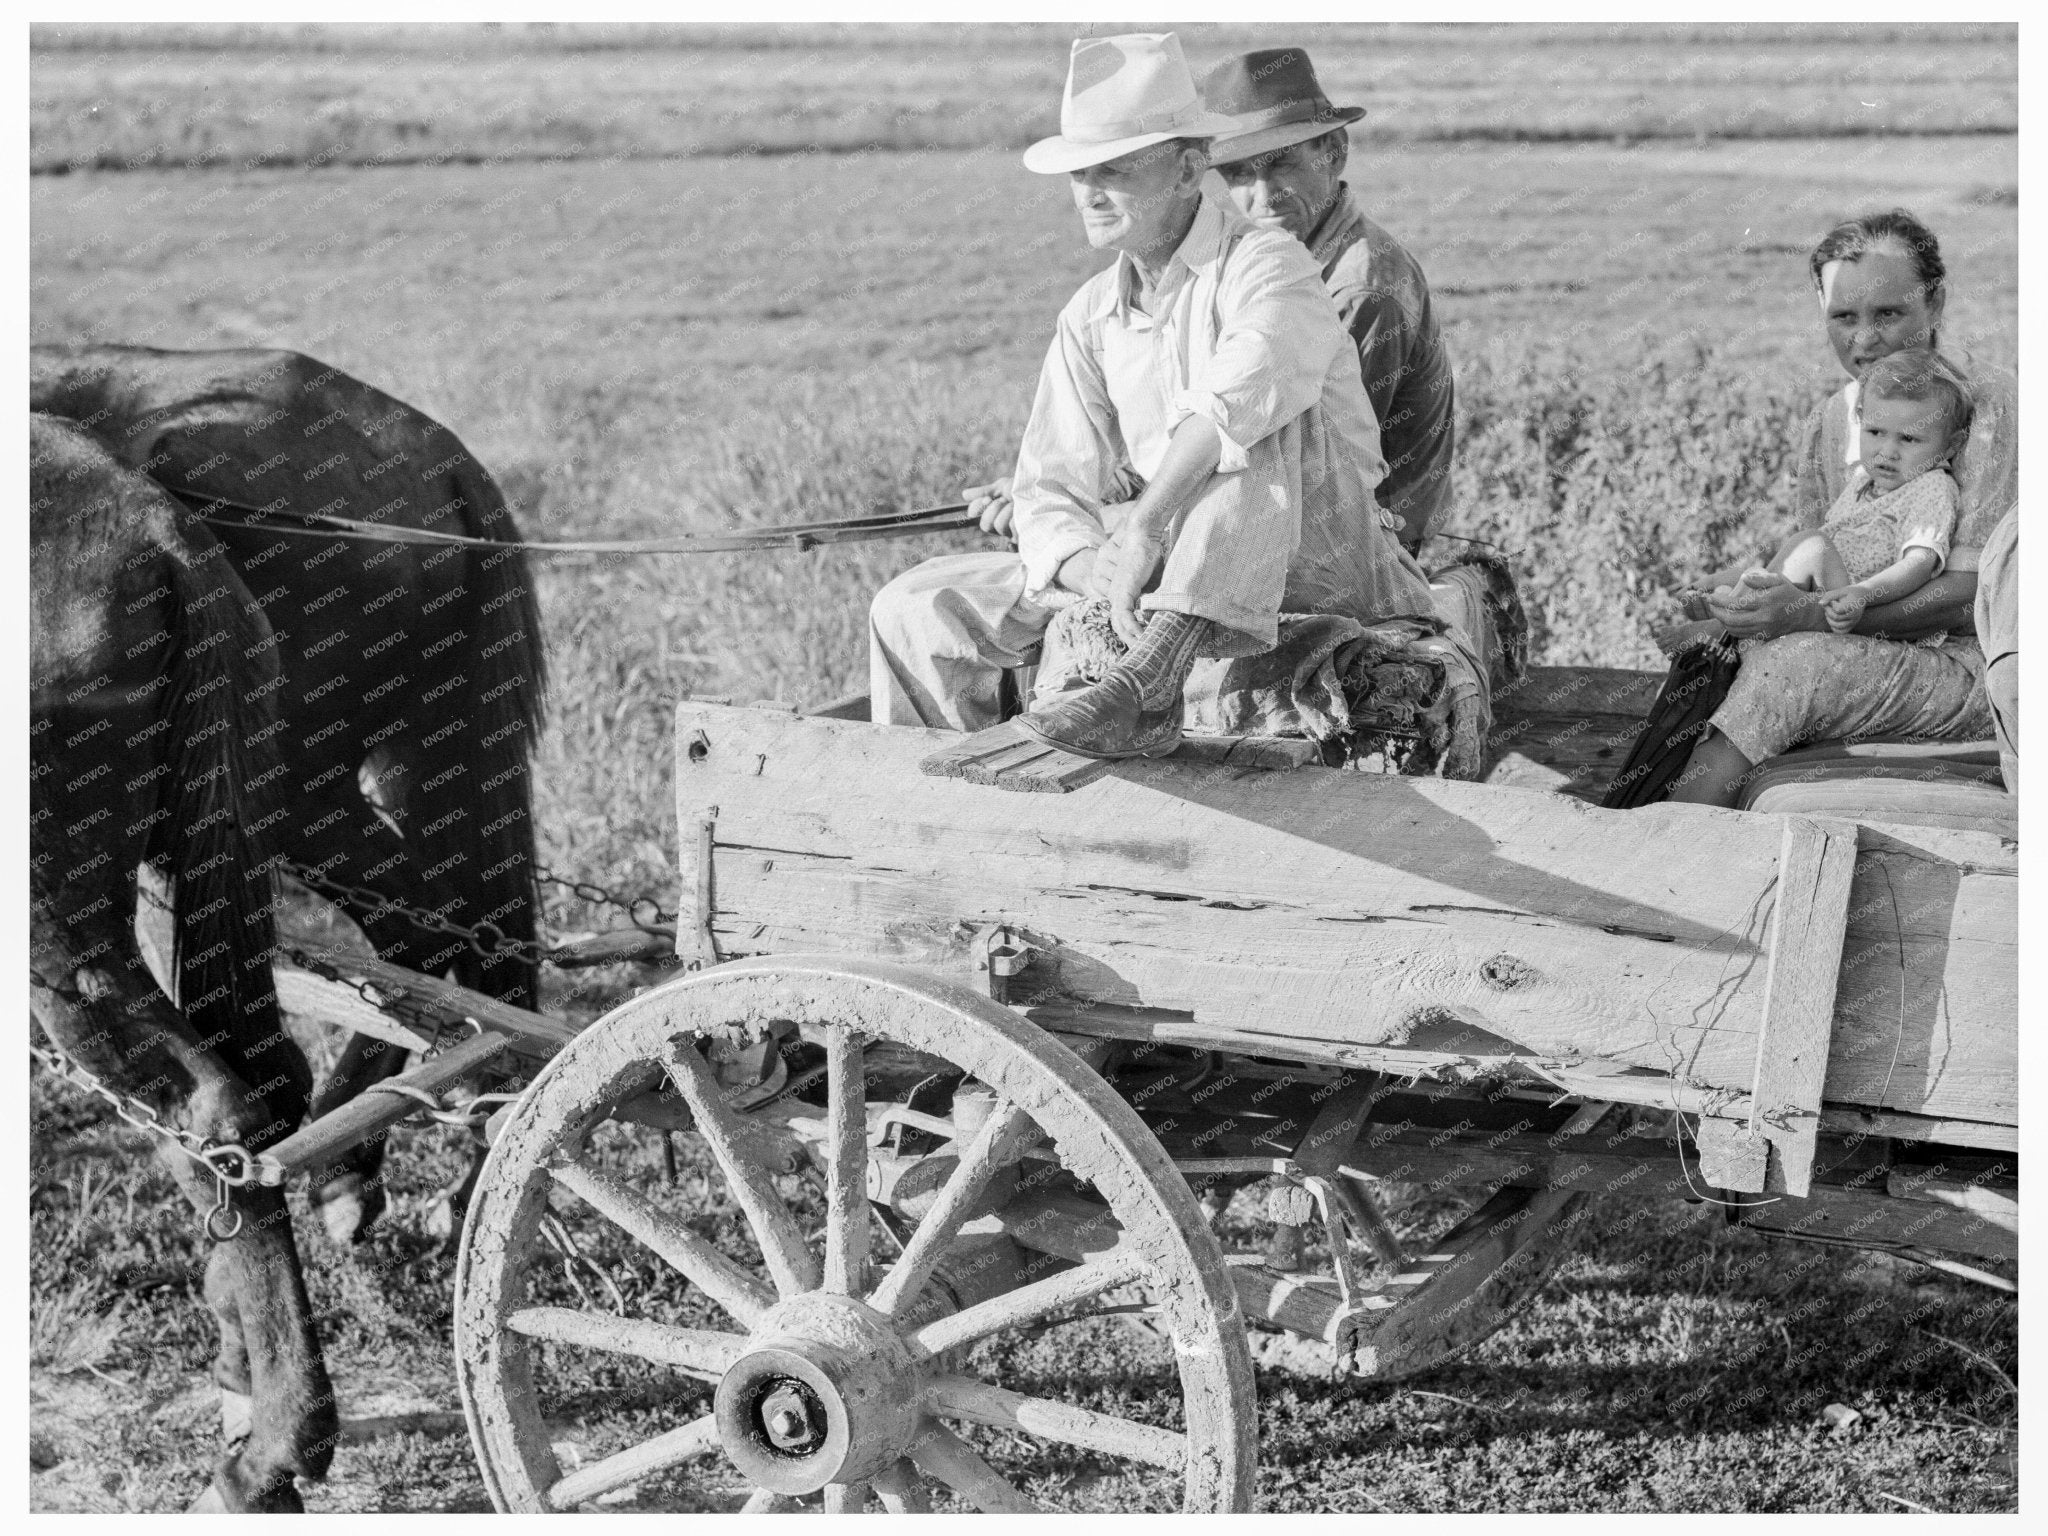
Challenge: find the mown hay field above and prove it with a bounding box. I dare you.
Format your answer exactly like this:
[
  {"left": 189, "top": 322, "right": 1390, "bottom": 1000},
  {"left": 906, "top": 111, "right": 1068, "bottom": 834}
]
[
  {"left": 31, "top": 21, "right": 2018, "bottom": 171},
  {"left": 29, "top": 23, "right": 2018, "bottom": 1514}
]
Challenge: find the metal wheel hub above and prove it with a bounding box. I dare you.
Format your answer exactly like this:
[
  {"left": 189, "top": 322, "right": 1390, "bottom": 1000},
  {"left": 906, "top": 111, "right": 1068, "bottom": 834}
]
[{"left": 712, "top": 1293, "right": 923, "bottom": 1494}]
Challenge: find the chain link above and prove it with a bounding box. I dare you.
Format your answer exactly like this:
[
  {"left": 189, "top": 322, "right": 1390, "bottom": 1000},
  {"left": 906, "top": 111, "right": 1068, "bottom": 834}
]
[
  {"left": 284, "top": 860, "right": 546, "bottom": 966},
  {"left": 29, "top": 1029, "right": 270, "bottom": 1236},
  {"left": 44, "top": 857, "right": 676, "bottom": 1234},
  {"left": 283, "top": 942, "right": 451, "bottom": 1043},
  {"left": 536, "top": 865, "right": 677, "bottom": 932},
  {"left": 284, "top": 860, "right": 678, "bottom": 965}
]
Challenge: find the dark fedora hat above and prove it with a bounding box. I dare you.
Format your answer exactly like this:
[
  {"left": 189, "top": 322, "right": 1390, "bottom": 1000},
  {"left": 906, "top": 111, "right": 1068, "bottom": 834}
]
[{"left": 1199, "top": 48, "right": 1365, "bottom": 165}]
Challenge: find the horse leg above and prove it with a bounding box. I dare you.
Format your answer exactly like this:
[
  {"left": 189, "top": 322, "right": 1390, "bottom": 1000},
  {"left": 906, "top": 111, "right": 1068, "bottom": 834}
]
[
  {"left": 293, "top": 804, "right": 480, "bottom": 1244},
  {"left": 32, "top": 881, "right": 336, "bottom": 1511},
  {"left": 185, "top": 1179, "right": 336, "bottom": 1511},
  {"left": 303, "top": 1035, "right": 408, "bottom": 1244}
]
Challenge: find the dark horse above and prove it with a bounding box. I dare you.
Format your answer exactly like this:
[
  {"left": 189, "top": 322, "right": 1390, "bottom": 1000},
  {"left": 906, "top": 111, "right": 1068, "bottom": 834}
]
[
  {"left": 32, "top": 344, "right": 548, "bottom": 1242},
  {"left": 32, "top": 414, "right": 334, "bottom": 1510}
]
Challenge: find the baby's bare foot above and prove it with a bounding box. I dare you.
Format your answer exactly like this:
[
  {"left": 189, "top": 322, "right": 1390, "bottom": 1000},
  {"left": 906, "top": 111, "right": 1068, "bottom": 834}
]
[{"left": 1653, "top": 617, "right": 1730, "bottom": 657}]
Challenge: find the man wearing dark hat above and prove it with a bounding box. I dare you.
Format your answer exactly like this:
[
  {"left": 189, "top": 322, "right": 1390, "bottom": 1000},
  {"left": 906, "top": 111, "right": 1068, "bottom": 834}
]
[{"left": 1201, "top": 48, "right": 1456, "bottom": 554}]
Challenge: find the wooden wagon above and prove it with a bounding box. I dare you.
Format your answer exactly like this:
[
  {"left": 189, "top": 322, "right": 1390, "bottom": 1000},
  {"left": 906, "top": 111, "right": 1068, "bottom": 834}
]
[{"left": 261, "top": 666, "right": 2016, "bottom": 1513}]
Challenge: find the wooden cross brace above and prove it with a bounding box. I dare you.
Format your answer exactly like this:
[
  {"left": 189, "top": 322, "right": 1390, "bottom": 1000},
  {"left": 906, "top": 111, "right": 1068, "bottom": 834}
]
[{"left": 1692, "top": 815, "right": 1860, "bottom": 1197}]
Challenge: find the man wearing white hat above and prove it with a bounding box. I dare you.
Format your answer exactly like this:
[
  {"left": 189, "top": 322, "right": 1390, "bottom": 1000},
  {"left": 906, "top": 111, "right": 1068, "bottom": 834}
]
[
  {"left": 869, "top": 32, "right": 1438, "bottom": 759},
  {"left": 1201, "top": 48, "right": 1456, "bottom": 553}
]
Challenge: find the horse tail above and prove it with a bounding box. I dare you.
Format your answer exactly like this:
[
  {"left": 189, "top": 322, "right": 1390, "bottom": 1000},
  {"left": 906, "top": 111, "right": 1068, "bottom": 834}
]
[
  {"left": 407, "top": 443, "right": 548, "bottom": 1005},
  {"left": 157, "top": 531, "right": 307, "bottom": 1130}
]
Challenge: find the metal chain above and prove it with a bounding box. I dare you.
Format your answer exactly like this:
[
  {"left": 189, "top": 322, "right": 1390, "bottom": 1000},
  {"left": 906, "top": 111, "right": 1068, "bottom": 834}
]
[
  {"left": 28, "top": 1029, "right": 267, "bottom": 1233},
  {"left": 283, "top": 942, "right": 450, "bottom": 1042},
  {"left": 285, "top": 860, "right": 546, "bottom": 966},
  {"left": 285, "top": 860, "right": 678, "bottom": 963},
  {"left": 536, "top": 865, "right": 678, "bottom": 932}
]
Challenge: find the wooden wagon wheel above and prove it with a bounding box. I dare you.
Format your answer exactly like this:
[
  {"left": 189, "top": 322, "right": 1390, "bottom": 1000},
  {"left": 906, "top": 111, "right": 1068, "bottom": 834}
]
[{"left": 454, "top": 956, "right": 1256, "bottom": 1512}]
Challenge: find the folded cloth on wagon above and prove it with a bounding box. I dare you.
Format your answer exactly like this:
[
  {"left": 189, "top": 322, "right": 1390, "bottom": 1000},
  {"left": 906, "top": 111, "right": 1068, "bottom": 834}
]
[{"left": 1031, "top": 551, "right": 1523, "bottom": 779}]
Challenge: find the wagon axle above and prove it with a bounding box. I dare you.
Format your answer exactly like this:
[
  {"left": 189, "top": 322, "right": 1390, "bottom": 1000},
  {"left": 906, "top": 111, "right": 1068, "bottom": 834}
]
[{"left": 712, "top": 1294, "right": 927, "bottom": 1495}]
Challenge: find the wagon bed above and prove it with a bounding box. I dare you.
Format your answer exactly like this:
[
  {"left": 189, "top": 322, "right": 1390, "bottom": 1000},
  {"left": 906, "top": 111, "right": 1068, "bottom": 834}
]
[
  {"left": 254, "top": 664, "right": 2014, "bottom": 1513},
  {"left": 675, "top": 689, "right": 2016, "bottom": 1150}
]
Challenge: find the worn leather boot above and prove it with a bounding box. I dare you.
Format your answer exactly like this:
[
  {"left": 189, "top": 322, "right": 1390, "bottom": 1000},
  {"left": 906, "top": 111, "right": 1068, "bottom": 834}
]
[{"left": 1014, "top": 610, "right": 1215, "bottom": 760}]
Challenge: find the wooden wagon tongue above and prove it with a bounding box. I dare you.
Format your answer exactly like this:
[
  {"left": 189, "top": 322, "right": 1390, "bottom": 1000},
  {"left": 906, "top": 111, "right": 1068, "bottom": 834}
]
[{"left": 674, "top": 702, "right": 2016, "bottom": 1201}]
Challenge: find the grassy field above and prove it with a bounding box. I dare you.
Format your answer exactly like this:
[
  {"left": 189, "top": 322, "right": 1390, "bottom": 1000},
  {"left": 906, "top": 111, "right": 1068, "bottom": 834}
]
[
  {"left": 30, "top": 22, "right": 2017, "bottom": 172},
  {"left": 29, "top": 23, "right": 2018, "bottom": 1515}
]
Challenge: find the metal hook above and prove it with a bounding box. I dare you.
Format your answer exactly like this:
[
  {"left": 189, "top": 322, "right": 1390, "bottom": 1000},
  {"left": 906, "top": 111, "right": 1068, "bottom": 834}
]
[{"left": 984, "top": 925, "right": 1029, "bottom": 1005}]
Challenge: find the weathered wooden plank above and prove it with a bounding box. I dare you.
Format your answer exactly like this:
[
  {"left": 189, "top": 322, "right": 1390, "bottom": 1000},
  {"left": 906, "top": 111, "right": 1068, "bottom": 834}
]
[
  {"left": 919, "top": 721, "right": 1323, "bottom": 792},
  {"left": 1489, "top": 665, "right": 1665, "bottom": 720},
  {"left": 275, "top": 963, "right": 434, "bottom": 1053},
  {"left": 1003, "top": 750, "right": 1113, "bottom": 793},
  {"left": 262, "top": 1029, "right": 514, "bottom": 1179},
  {"left": 803, "top": 692, "right": 871, "bottom": 721},
  {"left": 1741, "top": 816, "right": 1859, "bottom": 1195},
  {"left": 919, "top": 721, "right": 1027, "bottom": 781},
  {"left": 1818, "top": 1106, "right": 2015, "bottom": 1152},
  {"left": 1737, "top": 1182, "right": 2017, "bottom": 1263},
  {"left": 1692, "top": 1119, "right": 1769, "bottom": 1191},
  {"left": 673, "top": 705, "right": 2015, "bottom": 1126},
  {"left": 965, "top": 739, "right": 1063, "bottom": 786},
  {"left": 285, "top": 941, "right": 578, "bottom": 1061},
  {"left": 1176, "top": 735, "right": 1324, "bottom": 771},
  {"left": 1480, "top": 712, "right": 1645, "bottom": 801},
  {"left": 1885, "top": 1166, "right": 2018, "bottom": 1234}
]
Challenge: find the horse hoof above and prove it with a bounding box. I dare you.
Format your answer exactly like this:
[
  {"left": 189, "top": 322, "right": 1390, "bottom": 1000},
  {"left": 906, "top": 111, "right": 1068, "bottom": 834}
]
[
  {"left": 422, "top": 1196, "right": 460, "bottom": 1246},
  {"left": 200, "top": 1460, "right": 309, "bottom": 1513},
  {"left": 313, "top": 1172, "right": 385, "bottom": 1246},
  {"left": 220, "top": 1388, "right": 253, "bottom": 1447}
]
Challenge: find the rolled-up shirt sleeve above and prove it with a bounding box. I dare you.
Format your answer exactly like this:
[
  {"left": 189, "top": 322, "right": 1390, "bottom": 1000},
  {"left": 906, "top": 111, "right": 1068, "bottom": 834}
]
[
  {"left": 1167, "top": 233, "right": 1344, "bottom": 473},
  {"left": 1013, "top": 306, "right": 1123, "bottom": 600}
]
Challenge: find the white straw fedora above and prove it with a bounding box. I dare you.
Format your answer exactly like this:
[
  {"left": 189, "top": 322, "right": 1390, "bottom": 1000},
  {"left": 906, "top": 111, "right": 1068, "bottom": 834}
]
[{"left": 1023, "top": 33, "right": 1241, "bottom": 175}]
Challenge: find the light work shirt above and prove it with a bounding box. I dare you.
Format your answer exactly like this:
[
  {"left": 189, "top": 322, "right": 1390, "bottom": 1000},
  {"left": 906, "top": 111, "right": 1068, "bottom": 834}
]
[{"left": 1011, "top": 194, "right": 1434, "bottom": 643}]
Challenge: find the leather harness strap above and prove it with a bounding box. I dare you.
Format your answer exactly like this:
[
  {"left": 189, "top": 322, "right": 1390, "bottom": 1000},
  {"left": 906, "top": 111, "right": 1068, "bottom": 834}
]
[{"left": 166, "top": 485, "right": 977, "bottom": 556}]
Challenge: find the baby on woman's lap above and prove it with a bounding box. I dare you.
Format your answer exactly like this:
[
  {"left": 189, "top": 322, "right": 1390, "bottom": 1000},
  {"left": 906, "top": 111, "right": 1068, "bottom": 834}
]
[{"left": 1656, "top": 350, "right": 1972, "bottom": 657}]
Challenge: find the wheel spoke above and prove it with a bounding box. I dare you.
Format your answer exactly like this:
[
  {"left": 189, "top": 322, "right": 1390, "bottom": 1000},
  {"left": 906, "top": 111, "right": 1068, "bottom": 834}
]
[
  {"left": 740, "top": 1486, "right": 793, "bottom": 1513},
  {"left": 823, "top": 1481, "right": 869, "bottom": 1512},
  {"left": 872, "top": 1458, "right": 929, "bottom": 1513},
  {"left": 909, "top": 1251, "right": 1146, "bottom": 1358},
  {"left": 664, "top": 1038, "right": 822, "bottom": 1298},
  {"left": 926, "top": 1374, "right": 1185, "bottom": 1471},
  {"left": 505, "top": 1305, "right": 745, "bottom": 1381},
  {"left": 823, "top": 1028, "right": 869, "bottom": 1295},
  {"left": 869, "top": 1099, "right": 1038, "bottom": 1318},
  {"left": 552, "top": 1159, "right": 777, "bottom": 1328},
  {"left": 908, "top": 1420, "right": 1041, "bottom": 1513},
  {"left": 546, "top": 1412, "right": 720, "bottom": 1508}
]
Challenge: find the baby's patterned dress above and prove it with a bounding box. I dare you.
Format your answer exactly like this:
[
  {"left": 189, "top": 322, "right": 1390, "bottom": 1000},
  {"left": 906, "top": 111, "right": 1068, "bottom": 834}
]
[{"left": 1819, "top": 467, "right": 1959, "bottom": 646}]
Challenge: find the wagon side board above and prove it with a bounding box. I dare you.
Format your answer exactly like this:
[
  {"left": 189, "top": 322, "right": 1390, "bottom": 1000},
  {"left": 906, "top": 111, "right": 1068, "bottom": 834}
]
[{"left": 673, "top": 705, "right": 2017, "bottom": 1173}]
